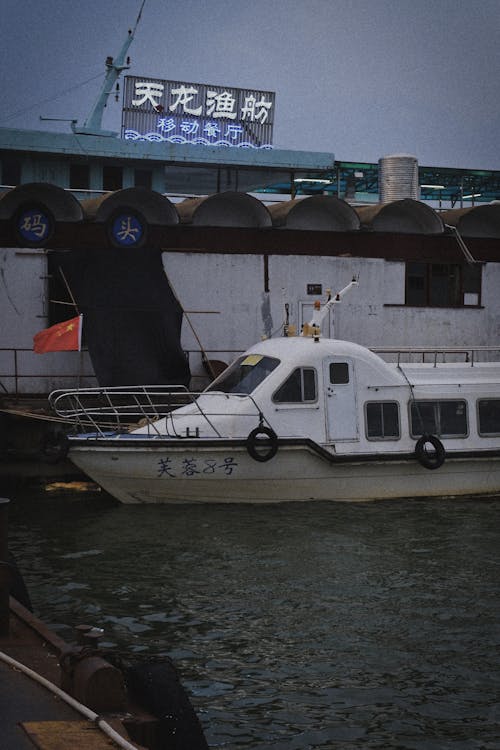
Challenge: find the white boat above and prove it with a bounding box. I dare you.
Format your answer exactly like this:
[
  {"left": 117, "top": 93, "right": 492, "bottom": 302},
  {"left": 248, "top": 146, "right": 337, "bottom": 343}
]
[{"left": 49, "top": 291, "right": 500, "bottom": 504}]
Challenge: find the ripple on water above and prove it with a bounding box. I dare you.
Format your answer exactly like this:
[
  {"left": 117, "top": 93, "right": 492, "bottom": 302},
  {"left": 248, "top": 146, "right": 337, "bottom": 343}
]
[{"left": 8, "top": 493, "right": 500, "bottom": 749}]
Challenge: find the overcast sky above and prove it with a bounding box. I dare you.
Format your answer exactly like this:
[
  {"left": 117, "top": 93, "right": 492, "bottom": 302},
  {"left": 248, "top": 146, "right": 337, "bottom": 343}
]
[{"left": 1, "top": 0, "right": 499, "bottom": 169}]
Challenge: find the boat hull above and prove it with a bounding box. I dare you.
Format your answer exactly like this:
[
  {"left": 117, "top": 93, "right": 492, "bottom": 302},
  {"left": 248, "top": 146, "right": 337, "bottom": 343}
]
[{"left": 67, "top": 438, "right": 500, "bottom": 504}]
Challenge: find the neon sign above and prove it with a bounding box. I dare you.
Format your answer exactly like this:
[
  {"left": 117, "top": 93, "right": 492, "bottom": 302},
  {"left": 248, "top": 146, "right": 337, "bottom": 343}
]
[{"left": 122, "top": 76, "right": 275, "bottom": 149}]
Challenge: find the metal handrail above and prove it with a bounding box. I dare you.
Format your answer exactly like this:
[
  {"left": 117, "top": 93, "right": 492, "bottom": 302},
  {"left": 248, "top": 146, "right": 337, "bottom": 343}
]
[
  {"left": 0, "top": 347, "right": 96, "bottom": 396},
  {"left": 49, "top": 385, "right": 192, "bottom": 428},
  {"left": 49, "top": 385, "right": 265, "bottom": 437},
  {"left": 371, "top": 345, "right": 500, "bottom": 367},
  {"left": 0, "top": 347, "right": 242, "bottom": 396}
]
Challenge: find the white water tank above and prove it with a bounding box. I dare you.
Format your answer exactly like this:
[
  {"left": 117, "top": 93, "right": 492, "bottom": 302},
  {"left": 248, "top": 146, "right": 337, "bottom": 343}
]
[{"left": 378, "top": 154, "right": 419, "bottom": 202}]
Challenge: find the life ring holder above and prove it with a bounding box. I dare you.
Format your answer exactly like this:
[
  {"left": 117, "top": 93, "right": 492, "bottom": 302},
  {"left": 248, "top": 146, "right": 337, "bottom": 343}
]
[
  {"left": 246, "top": 426, "right": 278, "bottom": 463},
  {"left": 414, "top": 434, "right": 445, "bottom": 470}
]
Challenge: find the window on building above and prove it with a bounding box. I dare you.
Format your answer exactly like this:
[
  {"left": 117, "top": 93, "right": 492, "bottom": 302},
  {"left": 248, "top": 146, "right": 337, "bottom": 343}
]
[
  {"left": 273, "top": 368, "right": 317, "bottom": 403},
  {"left": 69, "top": 164, "right": 90, "bottom": 190},
  {"left": 406, "top": 262, "right": 481, "bottom": 307},
  {"left": 410, "top": 400, "right": 468, "bottom": 437},
  {"left": 1, "top": 154, "right": 21, "bottom": 186},
  {"left": 102, "top": 165, "right": 123, "bottom": 192},
  {"left": 134, "top": 169, "right": 152, "bottom": 190},
  {"left": 477, "top": 399, "right": 500, "bottom": 436},
  {"left": 365, "top": 402, "right": 400, "bottom": 439},
  {"left": 329, "top": 362, "right": 349, "bottom": 384}
]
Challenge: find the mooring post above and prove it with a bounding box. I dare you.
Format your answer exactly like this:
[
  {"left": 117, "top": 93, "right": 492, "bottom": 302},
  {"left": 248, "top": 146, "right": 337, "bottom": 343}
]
[{"left": 0, "top": 498, "right": 10, "bottom": 636}]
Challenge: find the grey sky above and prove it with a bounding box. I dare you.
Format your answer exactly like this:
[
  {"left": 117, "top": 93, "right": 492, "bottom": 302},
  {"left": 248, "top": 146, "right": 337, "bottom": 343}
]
[{"left": 2, "top": 0, "right": 499, "bottom": 169}]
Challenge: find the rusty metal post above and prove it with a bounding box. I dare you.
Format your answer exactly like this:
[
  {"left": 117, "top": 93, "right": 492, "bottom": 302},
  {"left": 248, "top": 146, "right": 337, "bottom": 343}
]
[{"left": 0, "top": 498, "right": 11, "bottom": 636}]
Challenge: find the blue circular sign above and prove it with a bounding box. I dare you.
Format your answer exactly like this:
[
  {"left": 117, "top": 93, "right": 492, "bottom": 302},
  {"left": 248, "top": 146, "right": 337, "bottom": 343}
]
[
  {"left": 111, "top": 213, "right": 144, "bottom": 247},
  {"left": 17, "top": 208, "right": 51, "bottom": 244}
]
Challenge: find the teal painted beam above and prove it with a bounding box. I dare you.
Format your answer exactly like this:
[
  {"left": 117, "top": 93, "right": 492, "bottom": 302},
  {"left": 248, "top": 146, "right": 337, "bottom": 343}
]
[{"left": 0, "top": 127, "right": 335, "bottom": 171}]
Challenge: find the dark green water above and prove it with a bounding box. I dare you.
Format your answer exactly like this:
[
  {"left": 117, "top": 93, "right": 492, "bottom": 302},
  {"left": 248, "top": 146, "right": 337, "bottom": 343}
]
[{"left": 6, "top": 488, "right": 500, "bottom": 749}]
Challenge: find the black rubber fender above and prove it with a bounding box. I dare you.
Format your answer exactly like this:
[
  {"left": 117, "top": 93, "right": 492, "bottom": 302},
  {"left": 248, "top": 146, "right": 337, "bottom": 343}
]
[
  {"left": 415, "top": 434, "right": 445, "bottom": 470},
  {"left": 38, "top": 431, "right": 69, "bottom": 464},
  {"left": 126, "top": 660, "right": 209, "bottom": 749},
  {"left": 246, "top": 426, "right": 278, "bottom": 463}
]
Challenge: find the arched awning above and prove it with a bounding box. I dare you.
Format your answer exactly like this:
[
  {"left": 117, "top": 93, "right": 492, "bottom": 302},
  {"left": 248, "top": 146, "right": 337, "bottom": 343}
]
[
  {"left": 0, "top": 182, "right": 83, "bottom": 221},
  {"left": 355, "top": 199, "right": 444, "bottom": 234},
  {"left": 80, "top": 188, "right": 179, "bottom": 225},
  {"left": 268, "top": 195, "right": 360, "bottom": 231},
  {"left": 180, "top": 191, "right": 272, "bottom": 227},
  {"left": 440, "top": 205, "right": 500, "bottom": 238}
]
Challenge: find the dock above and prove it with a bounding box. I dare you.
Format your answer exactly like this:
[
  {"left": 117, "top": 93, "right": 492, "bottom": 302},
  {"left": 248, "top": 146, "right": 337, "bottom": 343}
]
[
  {"left": 0, "top": 598, "right": 145, "bottom": 749},
  {"left": 0, "top": 498, "right": 210, "bottom": 750}
]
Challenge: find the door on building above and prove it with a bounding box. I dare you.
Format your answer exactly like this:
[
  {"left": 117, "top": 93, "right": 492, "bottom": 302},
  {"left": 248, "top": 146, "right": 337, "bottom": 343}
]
[{"left": 323, "top": 357, "right": 358, "bottom": 441}]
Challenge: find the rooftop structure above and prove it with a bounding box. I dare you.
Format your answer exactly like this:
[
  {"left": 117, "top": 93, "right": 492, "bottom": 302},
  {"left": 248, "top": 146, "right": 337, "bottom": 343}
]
[
  {"left": 1, "top": 7, "right": 499, "bottom": 208},
  {"left": 1, "top": 123, "right": 499, "bottom": 208}
]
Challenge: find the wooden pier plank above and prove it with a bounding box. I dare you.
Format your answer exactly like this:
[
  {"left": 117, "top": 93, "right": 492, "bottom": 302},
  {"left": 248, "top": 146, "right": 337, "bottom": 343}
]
[{"left": 21, "top": 721, "right": 120, "bottom": 749}]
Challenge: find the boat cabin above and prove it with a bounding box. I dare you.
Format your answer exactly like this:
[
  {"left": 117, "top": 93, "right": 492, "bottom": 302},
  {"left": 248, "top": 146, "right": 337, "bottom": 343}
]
[{"left": 134, "top": 334, "right": 500, "bottom": 461}]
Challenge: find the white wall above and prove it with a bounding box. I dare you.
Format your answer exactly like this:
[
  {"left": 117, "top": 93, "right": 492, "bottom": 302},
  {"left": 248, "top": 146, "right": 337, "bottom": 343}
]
[
  {"left": 164, "top": 251, "right": 500, "bottom": 384},
  {"left": 0, "top": 248, "right": 95, "bottom": 394},
  {"left": 162, "top": 252, "right": 267, "bottom": 383},
  {"left": 2, "top": 246, "right": 498, "bottom": 394}
]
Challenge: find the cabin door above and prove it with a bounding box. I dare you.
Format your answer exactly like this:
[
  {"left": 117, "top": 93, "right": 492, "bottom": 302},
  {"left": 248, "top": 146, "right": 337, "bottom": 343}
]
[{"left": 323, "top": 357, "right": 358, "bottom": 442}]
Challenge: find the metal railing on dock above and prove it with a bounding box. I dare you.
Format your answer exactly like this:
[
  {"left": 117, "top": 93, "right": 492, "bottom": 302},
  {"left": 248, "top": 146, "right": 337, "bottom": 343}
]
[
  {"left": 0, "top": 347, "right": 96, "bottom": 397},
  {"left": 0, "top": 348, "right": 241, "bottom": 397}
]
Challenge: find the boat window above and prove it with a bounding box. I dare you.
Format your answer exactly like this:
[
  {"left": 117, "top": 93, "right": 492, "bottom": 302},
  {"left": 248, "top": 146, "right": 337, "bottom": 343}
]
[
  {"left": 477, "top": 399, "right": 500, "bottom": 436},
  {"left": 273, "top": 368, "right": 317, "bottom": 403},
  {"left": 206, "top": 354, "right": 280, "bottom": 395},
  {"left": 410, "top": 400, "right": 467, "bottom": 438},
  {"left": 329, "top": 362, "right": 349, "bottom": 384},
  {"left": 365, "top": 402, "right": 400, "bottom": 440}
]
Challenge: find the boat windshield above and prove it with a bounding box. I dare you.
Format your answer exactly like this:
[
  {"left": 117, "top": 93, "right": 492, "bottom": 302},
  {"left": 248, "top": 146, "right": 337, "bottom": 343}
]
[{"left": 206, "top": 354, "right": 280, "bottom": 395}]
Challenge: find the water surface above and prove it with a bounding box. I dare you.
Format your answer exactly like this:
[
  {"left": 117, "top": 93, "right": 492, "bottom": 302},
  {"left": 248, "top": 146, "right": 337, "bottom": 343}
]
[{"left": 7, "top": 489, "right": 500, "bottom": 749}]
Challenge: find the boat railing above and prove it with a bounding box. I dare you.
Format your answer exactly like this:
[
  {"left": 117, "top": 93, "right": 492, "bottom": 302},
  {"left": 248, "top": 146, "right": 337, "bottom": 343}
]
[
  {"left": 49, "top": 385, "right": 196, "bottom": 434},
  {"left": 372, "top": 345, "right": 500, "bottom": 367},
  {"left": 48, "top": 385, "right": 266, "bottom": 437}
]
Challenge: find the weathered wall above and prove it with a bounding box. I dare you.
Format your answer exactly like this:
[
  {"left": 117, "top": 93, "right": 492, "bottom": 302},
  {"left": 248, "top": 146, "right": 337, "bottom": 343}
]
[
  {"left": 0, "top": 247, "right": 95, "bottom": 393},
  {"left": 163, "top": 250, "right": 499, "bottom": 387},
  {"left": 1, "top": 244, "right": 498, "bottom": 394},
  {"left": 162, "top": 252, "right": 265, "bottom": 385}
]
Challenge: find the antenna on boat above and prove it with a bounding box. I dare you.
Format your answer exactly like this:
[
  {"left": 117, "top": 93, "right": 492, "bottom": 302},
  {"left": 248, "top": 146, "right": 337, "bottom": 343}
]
[
  {"left": 72, "top": 0, "right": 146, "bottom": 137},
  {"left": 303, "top": 276, "right": 359, "bottom": 339}
]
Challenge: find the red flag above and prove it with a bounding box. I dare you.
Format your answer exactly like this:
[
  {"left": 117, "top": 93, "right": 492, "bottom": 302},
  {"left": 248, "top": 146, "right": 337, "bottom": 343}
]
[{"left": 33, "top": 315, "right": 82, "bottom": 354}]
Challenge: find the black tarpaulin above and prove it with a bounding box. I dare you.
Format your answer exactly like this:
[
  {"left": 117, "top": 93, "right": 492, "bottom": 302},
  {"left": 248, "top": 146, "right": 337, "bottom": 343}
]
[{"left": 50, "top": 248, "right": 190, "bottom": 387}]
